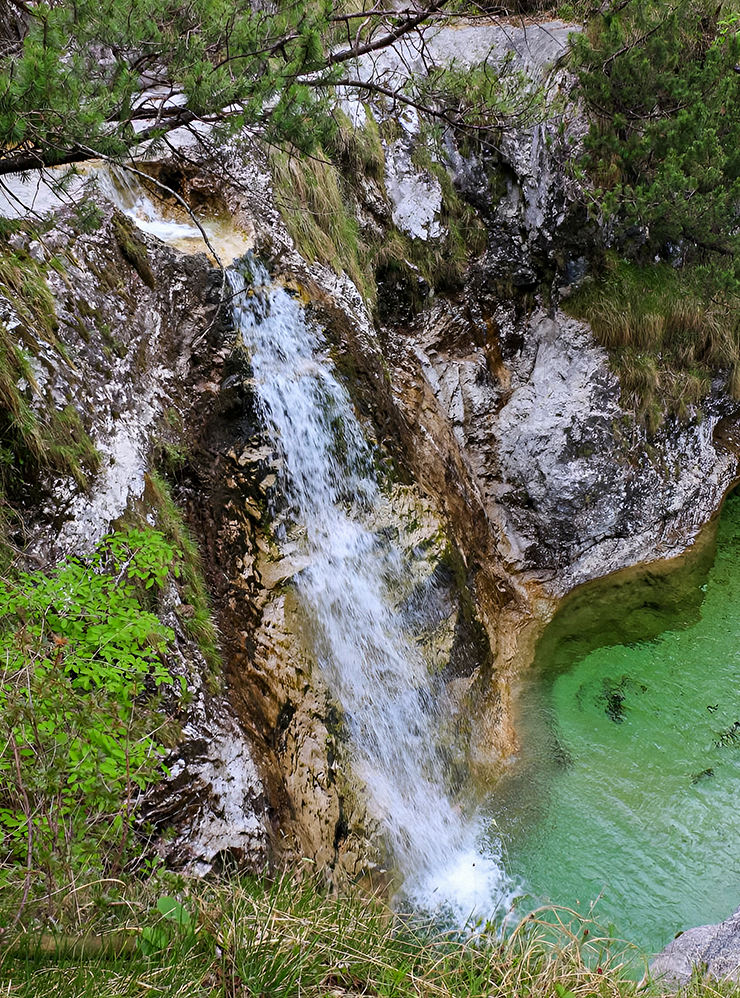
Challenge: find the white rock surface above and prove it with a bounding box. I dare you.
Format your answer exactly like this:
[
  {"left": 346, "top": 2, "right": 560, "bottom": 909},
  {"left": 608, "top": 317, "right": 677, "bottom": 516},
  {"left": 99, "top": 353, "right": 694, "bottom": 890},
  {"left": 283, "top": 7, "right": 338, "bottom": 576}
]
[{"left": 652, "top": 907, "right": 740, "bottom": 987}]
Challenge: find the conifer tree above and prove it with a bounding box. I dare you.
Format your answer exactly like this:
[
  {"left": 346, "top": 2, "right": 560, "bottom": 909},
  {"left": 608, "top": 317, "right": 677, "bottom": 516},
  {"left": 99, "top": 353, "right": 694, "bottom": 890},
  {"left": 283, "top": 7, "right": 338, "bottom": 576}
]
[{"left": 0, "top": 0, "right": 528, "bottom": 178}]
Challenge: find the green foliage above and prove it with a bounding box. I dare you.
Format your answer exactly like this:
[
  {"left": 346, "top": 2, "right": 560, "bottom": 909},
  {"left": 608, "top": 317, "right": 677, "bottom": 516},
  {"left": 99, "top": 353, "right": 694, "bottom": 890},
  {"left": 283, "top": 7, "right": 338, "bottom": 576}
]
[
  {"left": 574, "top": 0, "right": 740, "bottom": 268},
  {"left": 0, "top": 0, "right": 342, "bottom": 173},
  {"left": 570, "top": 1, "right": 740, "bottom": 427},
  {"left": 0, "top": 529, "right": 180, "bottom": 897},
  {"left": 0, "top": 1, "right": 548, "bottom": 183},
  {"left": 325, "top": 108, "right": 385, "bottom": 182},
  {"left": 139, "top": 896, "right": 195, "bottom": 955},
  {"left": 72, "top": 198, "right": 105, "bottom": 235},
  {"left": 111, "top": 213, "right": 155, "bottom": 290},
  {"left": 416, "top": 59, "right": 545, "bottom": 134},
  {"left": 270, "top": 112, "right": 487, "bottom": 306}
]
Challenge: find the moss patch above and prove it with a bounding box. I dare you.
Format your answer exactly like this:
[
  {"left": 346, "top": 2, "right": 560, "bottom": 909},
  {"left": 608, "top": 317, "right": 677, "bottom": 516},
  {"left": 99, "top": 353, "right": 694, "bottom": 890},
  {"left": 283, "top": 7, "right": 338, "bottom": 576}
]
[
  {"left": 112, "top": 211, "right": 155, "bottom": 290},
  {"left": 0, "top": 235, "right": 99, "bottom": 563}
]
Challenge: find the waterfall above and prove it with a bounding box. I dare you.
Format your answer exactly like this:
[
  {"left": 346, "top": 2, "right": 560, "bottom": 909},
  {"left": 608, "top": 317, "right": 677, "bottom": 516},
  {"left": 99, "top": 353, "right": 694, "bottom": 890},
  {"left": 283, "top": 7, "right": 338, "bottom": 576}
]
[{"left": 230, "top": 260, "right": 517, "bottom": 923}]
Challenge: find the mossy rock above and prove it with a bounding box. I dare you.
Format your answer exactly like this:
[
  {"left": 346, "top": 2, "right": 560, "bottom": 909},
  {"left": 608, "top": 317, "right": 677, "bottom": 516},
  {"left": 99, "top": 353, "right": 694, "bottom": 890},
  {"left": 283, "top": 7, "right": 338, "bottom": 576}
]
[{"left": 112, "top": 212, "right": 155, "bottom": 290}]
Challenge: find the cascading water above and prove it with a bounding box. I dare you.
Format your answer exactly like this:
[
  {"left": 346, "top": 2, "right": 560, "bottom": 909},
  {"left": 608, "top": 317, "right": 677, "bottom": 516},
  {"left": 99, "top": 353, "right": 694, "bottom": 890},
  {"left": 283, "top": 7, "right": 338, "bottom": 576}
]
[{"left": 229, "top": 260, "right": 516, "bottom": 922}]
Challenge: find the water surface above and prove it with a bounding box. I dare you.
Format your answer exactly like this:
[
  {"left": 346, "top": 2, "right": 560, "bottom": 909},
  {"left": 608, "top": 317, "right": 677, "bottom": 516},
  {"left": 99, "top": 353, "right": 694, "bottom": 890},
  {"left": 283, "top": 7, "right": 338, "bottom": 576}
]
[{"left": 493, "top": 493, "right": 740, "bottom": 954}]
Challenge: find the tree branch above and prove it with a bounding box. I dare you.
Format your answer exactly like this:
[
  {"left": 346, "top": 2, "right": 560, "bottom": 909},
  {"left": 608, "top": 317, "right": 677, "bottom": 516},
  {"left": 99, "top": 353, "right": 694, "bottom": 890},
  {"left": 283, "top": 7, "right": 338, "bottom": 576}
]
[{"left": 325, "top": 1, "right": 447, "bottom": 68}]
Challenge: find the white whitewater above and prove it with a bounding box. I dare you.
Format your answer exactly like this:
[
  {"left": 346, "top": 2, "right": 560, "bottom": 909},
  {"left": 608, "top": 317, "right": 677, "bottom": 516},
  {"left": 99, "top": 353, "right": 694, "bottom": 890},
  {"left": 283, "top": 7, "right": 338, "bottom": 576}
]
[{"left": 229, "top": 261, "right": 517, "bottom": 924}]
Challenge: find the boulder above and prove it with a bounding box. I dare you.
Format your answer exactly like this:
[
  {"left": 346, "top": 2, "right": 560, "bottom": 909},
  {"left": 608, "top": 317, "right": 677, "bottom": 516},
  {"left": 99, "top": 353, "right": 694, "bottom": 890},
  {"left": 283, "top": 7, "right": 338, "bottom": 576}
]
[{"left": 651, "top": 908, "right": 740, "bottom": 987}]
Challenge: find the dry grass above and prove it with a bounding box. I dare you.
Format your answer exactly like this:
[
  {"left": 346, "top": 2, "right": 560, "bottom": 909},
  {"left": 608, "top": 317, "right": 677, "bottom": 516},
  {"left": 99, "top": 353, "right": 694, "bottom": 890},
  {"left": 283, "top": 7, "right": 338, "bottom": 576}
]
[
  {"left": 0, "top": 873, "right": 679, "bottom": 998},
  {"left": 566, "top": 258, "right": 740, "bottom": 433}
]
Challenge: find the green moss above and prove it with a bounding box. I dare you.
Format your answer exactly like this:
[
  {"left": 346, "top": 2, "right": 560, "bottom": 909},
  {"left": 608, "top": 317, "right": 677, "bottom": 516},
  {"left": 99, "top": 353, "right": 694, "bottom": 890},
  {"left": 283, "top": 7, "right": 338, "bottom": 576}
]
[
  {"left": 0, "top": 235, "right": 102, "bottom": 563},
  {"left": 144, "top": 469, "right": 222, "bottom": 690},
  {"left": 112, "top": 212, "right": 155, "bottom": 290},
  {"left": 46, "top": 405, "right": 101, "bottom": 487},
  {"left": 71, "top": 198, "right": 105, "bottom": 234}
]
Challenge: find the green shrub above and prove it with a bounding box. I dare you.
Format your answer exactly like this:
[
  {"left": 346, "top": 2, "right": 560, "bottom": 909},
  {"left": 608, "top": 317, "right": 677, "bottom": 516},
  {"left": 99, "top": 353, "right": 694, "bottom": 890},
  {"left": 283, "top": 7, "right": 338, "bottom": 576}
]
[
  {"left": 0, "top": 528, "right": 181, "bottom": 902},
  {"left": 573, "top": 0, "right": 740, "bottom": 268}
]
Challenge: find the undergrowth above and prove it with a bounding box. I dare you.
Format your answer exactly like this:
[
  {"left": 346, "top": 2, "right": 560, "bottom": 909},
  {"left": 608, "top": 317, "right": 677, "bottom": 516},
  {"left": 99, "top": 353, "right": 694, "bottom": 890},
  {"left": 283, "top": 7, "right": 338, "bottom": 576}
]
[
  {"left": 0, "top": 226, "right": 99, "bottom": 563},
  {"left": 268, "top": 108, "right": 487, "bottom": 309},
  {"left": 0, "top": 528, "right": 183, "bottom": 914},
  {"left": 1, "top": 870, "right": 735, "bottom": 998},
  {"left": 566, "top": 257, "right": 740, "bottom": 433},
  {"left": 567, "top": 0, "right": 740, "bottom": 432}
]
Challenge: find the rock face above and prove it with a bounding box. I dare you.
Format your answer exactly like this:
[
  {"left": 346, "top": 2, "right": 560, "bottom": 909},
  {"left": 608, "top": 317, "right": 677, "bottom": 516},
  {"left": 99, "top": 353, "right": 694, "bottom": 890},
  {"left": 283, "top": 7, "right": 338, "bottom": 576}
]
[
  {"left": 1, "top": 201, "right": 276, "bottom": 875},
  {"left": 401, "top": 292, "right": 740, "bottom": 595},
  {"left": 5, "top": 12, "right": 740, "bottom": 897},
  {"left": 651, "top": 908, "right": 740, "bottom": 987}
]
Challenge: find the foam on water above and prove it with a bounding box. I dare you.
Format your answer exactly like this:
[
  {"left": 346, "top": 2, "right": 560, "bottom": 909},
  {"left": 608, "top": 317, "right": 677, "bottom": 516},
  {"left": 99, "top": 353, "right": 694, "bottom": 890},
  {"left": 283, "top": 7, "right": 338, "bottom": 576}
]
[
  {"left": 97, "top": 167, "right": 202, "bottom": 242},
  {"left": 228, "top": 261, "right": 518, "bottom": 921}
]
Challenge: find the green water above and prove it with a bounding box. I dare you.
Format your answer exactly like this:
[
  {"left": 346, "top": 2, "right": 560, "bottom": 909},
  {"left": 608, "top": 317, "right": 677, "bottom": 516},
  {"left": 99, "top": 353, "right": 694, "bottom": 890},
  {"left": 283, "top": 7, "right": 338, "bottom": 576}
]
[{"left": 492, "top": 492, "right": 740, "bottom": 955}]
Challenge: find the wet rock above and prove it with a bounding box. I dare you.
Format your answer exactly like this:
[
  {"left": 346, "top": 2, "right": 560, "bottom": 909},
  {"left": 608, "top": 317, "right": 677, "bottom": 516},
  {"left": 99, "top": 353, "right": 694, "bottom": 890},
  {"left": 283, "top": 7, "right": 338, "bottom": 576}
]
[{"left": 8, "top": 202, "right": 222, "bottom": 563}]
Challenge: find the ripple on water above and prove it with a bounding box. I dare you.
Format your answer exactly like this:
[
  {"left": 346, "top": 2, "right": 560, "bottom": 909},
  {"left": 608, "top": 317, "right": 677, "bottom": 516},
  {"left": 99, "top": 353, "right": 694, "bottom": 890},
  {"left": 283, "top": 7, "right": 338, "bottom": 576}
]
[{"left": 491, "top": 492, "right": 740, "bottom": 955}]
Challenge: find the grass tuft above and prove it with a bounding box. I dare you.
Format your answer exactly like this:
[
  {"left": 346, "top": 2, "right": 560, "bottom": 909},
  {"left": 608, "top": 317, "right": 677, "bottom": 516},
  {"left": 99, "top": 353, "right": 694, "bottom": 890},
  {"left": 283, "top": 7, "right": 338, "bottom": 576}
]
[
  {"left": 0, "top": 234, "right": 99, "bottom": 563},
  {"left": 144, "top": 469, "right": 222, "bottom": 688},
  {"left": 566, "top": 257, "right": 739, "bottom": 432},
  {"left": 4, "top": 870, "right": 725, "bottom": 998},
  {"left": 269, "top": 144, "right": 372, "bottom": 297}
]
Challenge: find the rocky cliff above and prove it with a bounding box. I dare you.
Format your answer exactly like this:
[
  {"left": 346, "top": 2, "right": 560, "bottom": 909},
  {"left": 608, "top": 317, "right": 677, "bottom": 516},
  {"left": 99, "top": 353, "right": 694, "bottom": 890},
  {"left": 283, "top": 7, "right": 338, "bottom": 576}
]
[{"left": 4, "top": 15, "right": 740, "bottom": 888}]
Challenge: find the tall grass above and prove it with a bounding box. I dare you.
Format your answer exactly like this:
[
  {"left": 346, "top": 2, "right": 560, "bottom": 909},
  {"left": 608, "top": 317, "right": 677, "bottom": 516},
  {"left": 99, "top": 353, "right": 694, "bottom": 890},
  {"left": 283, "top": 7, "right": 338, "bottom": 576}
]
[
  {"left": 268, "top": 144, "right": 373, "bottom": 298},
  {"left": 0, "top": 870, "right": 708, "bottom": 998},
  {"left": 566, "top": 258, "right": 740, "bottom": 433}
]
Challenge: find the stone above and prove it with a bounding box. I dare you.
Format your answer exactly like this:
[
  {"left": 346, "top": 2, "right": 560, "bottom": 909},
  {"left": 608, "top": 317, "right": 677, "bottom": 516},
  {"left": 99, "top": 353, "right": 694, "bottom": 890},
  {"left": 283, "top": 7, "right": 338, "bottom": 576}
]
[
  {"left": 7, "top": 11, "right": 740, "bottom": 887},
  {"left": 28, "top": 239, "right": 46, "bottom": 262},
  {"left": 383, "top": 137, "right": 443, "bottom": 241},
  {"left": 8, "top": 231, "right": 29, "bottom": 252},
  {"left": 651, "top": 908, "right": 740, "bottom": 987}
]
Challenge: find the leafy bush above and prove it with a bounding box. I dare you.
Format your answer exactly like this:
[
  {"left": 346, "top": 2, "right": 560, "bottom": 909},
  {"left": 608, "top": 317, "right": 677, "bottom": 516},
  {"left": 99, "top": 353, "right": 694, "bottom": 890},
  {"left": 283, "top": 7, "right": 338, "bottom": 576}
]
[{"left": 0, "top": 528, "right": 181, "bottom": 903}]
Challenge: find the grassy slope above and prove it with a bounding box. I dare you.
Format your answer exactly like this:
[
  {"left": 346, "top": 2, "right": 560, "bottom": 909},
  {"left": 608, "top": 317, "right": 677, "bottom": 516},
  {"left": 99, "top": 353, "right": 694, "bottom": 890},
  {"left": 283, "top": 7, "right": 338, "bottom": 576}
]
[{"left": 0, "top": 872, "right": 711, "bottom": 998}]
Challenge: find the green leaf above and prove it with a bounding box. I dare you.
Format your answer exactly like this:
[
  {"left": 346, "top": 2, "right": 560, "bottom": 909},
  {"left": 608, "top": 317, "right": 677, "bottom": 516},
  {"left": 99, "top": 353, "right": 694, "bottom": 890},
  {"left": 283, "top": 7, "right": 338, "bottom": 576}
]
[{"left": 157, "top": 896, "right": 191, "bottom": 927}]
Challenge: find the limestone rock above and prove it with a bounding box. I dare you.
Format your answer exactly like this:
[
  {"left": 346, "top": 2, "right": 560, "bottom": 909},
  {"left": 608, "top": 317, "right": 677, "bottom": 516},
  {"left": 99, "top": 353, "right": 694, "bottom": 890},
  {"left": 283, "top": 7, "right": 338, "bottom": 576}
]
[
  {"left": 384, "top": 137, "right": 443, "bottom": 241},
  {"left": 651, "top": 908, "right": 740, "bottom": 987}
]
